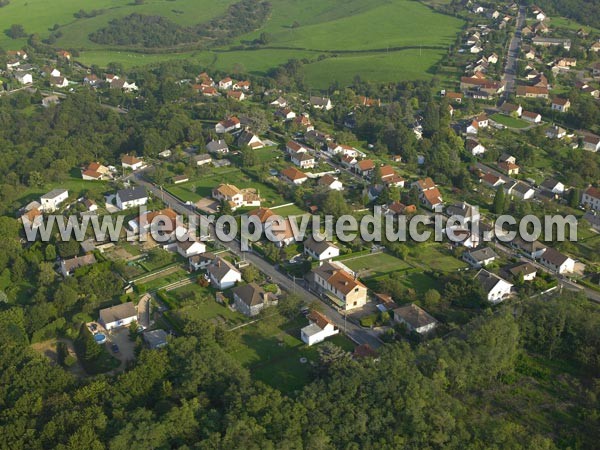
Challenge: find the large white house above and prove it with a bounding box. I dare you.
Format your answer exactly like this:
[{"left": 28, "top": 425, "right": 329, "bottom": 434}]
[
  {"left": 582, "top": 186, "right": 600, "bottom": 210},
  {"left": 212, "top": 183, "right": 261, "bottom": 211},
  {"left": 176, "top": 239, "right": 206, "bottom": 258},
  {"left": 303, "top": 236, "right": 340, "bottom": 261},
  {"left": 117, "top": 187, "right": 148, "bottom": 210},
  {"left": 475, "top": 269, "right": 513, "bottom": 304},
  {"left": 301, "top": 310, "right": 339, "bottom": 345},
  {"left": 99, "top": 302, "right": 138, "bottom": 331},
  {"left": 207, "top": 257, "right": 242, "bottom": 289},
  {"left": 40, "top": 189, "right": 69, "bottom": 212},
  {"left": 539, "top": 247, "right": 575, "bottom": 274}
]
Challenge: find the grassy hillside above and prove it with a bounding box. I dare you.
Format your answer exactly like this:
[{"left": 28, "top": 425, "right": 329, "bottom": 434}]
[{"left": 1, "top": 0, "right": 463, "bottom": 88}]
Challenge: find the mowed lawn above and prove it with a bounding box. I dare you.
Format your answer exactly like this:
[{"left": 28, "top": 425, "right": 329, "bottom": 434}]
[
  {"left": 15, "top": 176, "right": 110, "bottom": 206},
  {"left": 490, "top": 113, "right": 531, "bottom": 129},
  {"left": 408, "top": 244, "right": 468, "bottom": 272},
  {"left": 232, "top": 313, "right": 355, "bottom": 393},
  {"left": 167, "top": 168, "right": 287, "bottom": 207},
  {"left": 343, "top": 252, "right": 412, "bottom": 278}
]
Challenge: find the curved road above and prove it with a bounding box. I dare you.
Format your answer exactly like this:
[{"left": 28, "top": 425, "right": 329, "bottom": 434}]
[{"left": 128, "top": 171, "right": 384, "bottom": 349}]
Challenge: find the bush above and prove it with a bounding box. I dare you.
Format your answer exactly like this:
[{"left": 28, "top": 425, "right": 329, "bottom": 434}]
[
  {"left": 64, "top": 354, "right": 77, "bottom": 367},
  {"left": 360, "top": 315, "right": 376, "bottom": 328}
]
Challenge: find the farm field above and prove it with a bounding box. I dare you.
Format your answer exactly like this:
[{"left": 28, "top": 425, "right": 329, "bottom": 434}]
[{"left": 1, "top": 0, "right": 463, "bottom": 88}]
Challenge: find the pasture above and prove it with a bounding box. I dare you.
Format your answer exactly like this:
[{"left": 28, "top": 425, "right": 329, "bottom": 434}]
[{"left": 1, "top": 0, "right": 463, "bottom": 87}]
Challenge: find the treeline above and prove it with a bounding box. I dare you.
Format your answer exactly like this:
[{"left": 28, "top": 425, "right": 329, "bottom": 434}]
[
  {"left": 73, "top": 9, "right": 105, "bottom": 19},
  {"left": 88, "top": 14, "right": 200, "bottom": 48},
  {"left": 88, "top": 0, "right": 271, "bottom": 48},
  {"left": 535, "top": 0, "right": 600, "bottom": 28},
  {"left": 1, "top": 294, "right": 598, "bottom": 448},
  {"left": 200, "top": 0, "right": 271, "bottom": 40}
]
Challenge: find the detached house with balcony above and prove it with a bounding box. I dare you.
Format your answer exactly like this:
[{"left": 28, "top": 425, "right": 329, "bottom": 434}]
[{"left": 310, "top": 262, "right": 368, "bottom": 311}]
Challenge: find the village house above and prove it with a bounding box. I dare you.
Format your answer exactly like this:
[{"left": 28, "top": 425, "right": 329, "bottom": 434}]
[
  {"left": 510, "top": 237, "right": 547, "bottom": 259},
  {"left": 40, "top": 189, "right": 69, "bottom": 212},
  {"left": 463, "top": 247, "right": 498, "bottom": 268},
  {"left": 194, "top": 154, "right": 212, "bottom": 166},
  {"left": 248, "top": 206, "right": 275, "bottom": 224},
  {"left": 172, "top": 175, "right": 189, "bottom": 184},
  {"left": 60, "top": 254, "right": 97, "bottom": 277},
  {"left": 532, "top": 37, "right": 571, "bottom": 50},
  {"left": 304, "top": 235, "right": 340, "bottom": 261},
  {"left": 481, "top": 172, "right": 505, "bottom": 188},
  {"left": 540, "top": 179, "right": 565, "bottom": 196},
  {"left": 218, "top": 77, "right": 233, "bottom": 90},
  {"left": 310, "top": 96, "right": 333, "bottom": 110},
  {"left": 507, "top": 181, "right": 535, "bottom": 200},
  {"left": 546, "top": 125, "right": 567, "bottom": 140},
  {"left": 582, "top": 135, "right": 600, "bottom": 152},
  {"left": 318, "top": 174, "right": 343, "bottom": 191},
  {"left": 460, "top": 76, "right": 505, "bottom": 96},
  {"left": 446, "top": 92, "right": 463, "bottom": 104},
  {"left": 581, "top": 186, "right": 600, "bottom": 210},
  {"left": 291, "top": 152, "right": 315, "bottom": 169},
  {"left": 506, "top": 262, "right": 537, "bottom": 282},
  {"left": 49, "top": 76, "right": 69, "bottom": 88},
  {"left": 189, "top": 252, "right": 215, "bottom": 272},
  {"left": 310, "top": 261, "right": 368, "bottom": 311},
  {"left": 215, "top": 116, "right": 241, "bottom": 134},
  {"left": 270, "top": 96, "right": 287, "bottom": 108},
  {"left": 341, "top": 154, "right": 358, "bottom": 169},
  {"left": 207, "top": 257, "right": 242, "bottom": 289},
  {"left": 379, "top": 165, "right": 405, "bottom": 188},
  {"left": 412, "top": 178, "right": 443, "bottom": 210},
  {"left": 206, "top": 139, "right": 229, "bottom": 154},
  {"left": 498, "top": 160, "right": 520, "bottom": 176},
  {"left": 294, "top": 114, "right": 314, "bottom": 132},
  {"left": 42, "top": 95, "right": 60, "bottom": 107},
  {"left": 286, "top": 140, "right": 308, "bottom": 155},
  {"left": 281, "top": 167, "right": 308, "bottom": 185},
  {"left": 500, "top": 102, "right": 523, "bottom": 117},
  {"left": 121, "top": 154, "right": 144, "bottom": 171},
  {"left": 226, "top": 90, "right": 245, "bottom": 101},
  {"left": 99, "top": 302, "right": 137, "bottom": 331},
  {"left": 475, "top": 269, "right": 513, "bottom": 304},
  {"left": 521, "top": 111, "right": 542, "bottom": 123},
  {"left": 466, "top": 137, "right": 486, "bottom": 156},
  {"left": 590, "top": 42, "right": 600, "bottom": 53},
  {"left": 116, "top": 186, "right": 148, "bottom": 210},
  {"left": 551, "top": 97, "right": 571, "bottom": 113},
  {"left": 446, "top": 201, "right": 480, "bottom": 225},
  {"left": 176, "top": 239, "right": 206, "bottom": 258},
  {"left": 233, "top": 80, "right": 251, "bottom": 91},
  {"left": 82, "top": 162, "right": 111, "bottom": 181},
  {"left": 232, "top": 283, "right": 277, "bottom": 317},
  {"left": 385, "top": 201, "right": 417, "bottom": 216},
  {"left": 275, "top": 107, "right": 296, "bottom": 121},
  {"left": 539, "top": 247, "right": 575, "bottom": 274},
  {"left": 393, "top": 304, "right": 438, "bottom": 334},
  {"left": 516, "top": 85, "right": 549, "bottom": 99},
  {"left": 15, "top": 71, "right": 32, "bottom": 85},
  {"left": 212, "top": 184, "right": 261, "bottom": 211},
  {"left": 265, "top": 217, "right": 297, "bottom": 248},
  {"left": 355, "top": 159, "right": 375, "bottom": 178},
  {"left": 301, "top": 310, "right": 339, "bottom": 346},
  {"left": 20, "top": 207, "right": 42, "bottom": 230},
  {"left": 237, "top": 130, "right": 265, "bottom": 149}
]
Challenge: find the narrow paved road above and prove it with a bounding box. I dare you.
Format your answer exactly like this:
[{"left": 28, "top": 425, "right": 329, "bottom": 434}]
[
  {"left": 129, "top": 172, "right": 384, "bottom": 348},
  {"left": 502, "top": 4, "right": 527, "bottom": 100}
]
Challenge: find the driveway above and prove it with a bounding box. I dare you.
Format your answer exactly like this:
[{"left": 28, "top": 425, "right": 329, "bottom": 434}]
[{"left": 107, "top": 328, "right": 136, "bottom": 367}]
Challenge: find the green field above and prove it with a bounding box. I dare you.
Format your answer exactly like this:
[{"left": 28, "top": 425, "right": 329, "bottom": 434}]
[
  {"left": 1, "top": 0, "right": 463, "bottom": 88},
  {"left": 491, "top": 113, "right": 531, "bottom": 129},
  {"left": 343, "top": 252, "right": 412, "bottom": 278},
  {"left": 167, "top": 167, "right": 288, "bottom": 207}
]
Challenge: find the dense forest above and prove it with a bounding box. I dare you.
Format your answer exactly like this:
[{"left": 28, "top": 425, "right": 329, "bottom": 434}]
[
  {"left": 1, "top": 290, "right": 599, "bottom": 449},
  {"left": 88, "top": 0, "right": 271, "bottom": 48}
]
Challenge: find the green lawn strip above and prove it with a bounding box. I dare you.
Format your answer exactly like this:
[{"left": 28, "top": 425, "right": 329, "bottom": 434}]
[{"left": 490, "top": 113, "right": 530, "bottom": 129}]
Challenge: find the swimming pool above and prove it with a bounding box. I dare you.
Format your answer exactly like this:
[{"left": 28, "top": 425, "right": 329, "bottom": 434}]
[{"left": 93, "top": 333, "right": 107, "bottom": 345}]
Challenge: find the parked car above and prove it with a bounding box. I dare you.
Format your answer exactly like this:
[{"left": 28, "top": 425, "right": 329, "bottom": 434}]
[{"left": 111, "top": 344, "right": 119, "bottom": 353}]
